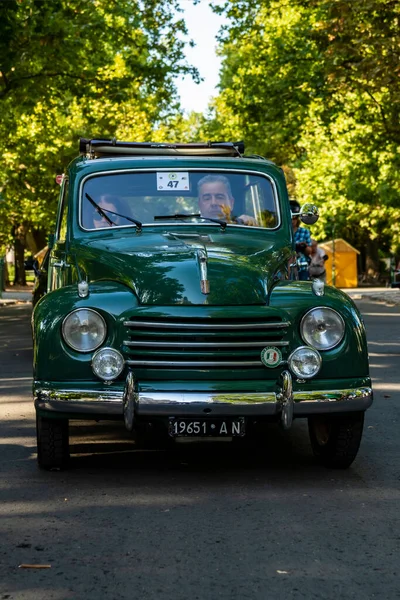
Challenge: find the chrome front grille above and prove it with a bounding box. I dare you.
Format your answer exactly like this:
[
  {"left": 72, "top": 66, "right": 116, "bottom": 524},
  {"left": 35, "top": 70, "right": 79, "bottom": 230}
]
[{"left": 123, "top": 315, "right": 290, "bottom": 368}]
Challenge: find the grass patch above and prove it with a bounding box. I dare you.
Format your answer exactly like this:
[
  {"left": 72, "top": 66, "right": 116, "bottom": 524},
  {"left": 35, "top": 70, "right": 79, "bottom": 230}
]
[{"left": 4, "top": 263, "right": 35, "bottom": 284}]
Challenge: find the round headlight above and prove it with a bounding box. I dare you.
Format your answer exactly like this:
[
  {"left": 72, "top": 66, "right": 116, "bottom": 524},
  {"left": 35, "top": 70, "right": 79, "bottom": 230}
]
[
  {"left": 288, "top": 346, "right": 321, "bottom": 379},
  {"left": 62, "top": 309, "right": 106, "bottom": 352},
  {"left": 300, "top": 307, "right": 345, "bottom": 350},
  {"left": 92, "top": 348, "right": 125, "bottom": 381}
]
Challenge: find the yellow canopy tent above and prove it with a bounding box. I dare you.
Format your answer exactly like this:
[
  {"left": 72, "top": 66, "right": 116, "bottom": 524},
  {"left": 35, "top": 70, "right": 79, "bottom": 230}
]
[{"left": 319, "top": 239, "right": 360, "bottom": 288}]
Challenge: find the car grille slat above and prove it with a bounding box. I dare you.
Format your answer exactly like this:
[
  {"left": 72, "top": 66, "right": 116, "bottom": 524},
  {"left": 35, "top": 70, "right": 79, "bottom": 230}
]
[
  {"left": 126, "top": 360, "right": 263, "bottom": 368},
  {"left": 123, "top": 315, "right": 290, "bottom": 369},
  {"left": 124, "top": 320, "right": 289, "bottom": 330},
  {"left": 123, "top": 340, "right": 289, "bottom": 348}
]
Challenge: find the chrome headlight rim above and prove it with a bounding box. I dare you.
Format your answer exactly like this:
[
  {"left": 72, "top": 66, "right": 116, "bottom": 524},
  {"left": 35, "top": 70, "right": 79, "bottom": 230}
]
[
  {"left": 300, "top": 306, "right": 345, "bottom": 351},
  {"left": 288, "top": 345, "right": 322, "bottom": 379},
  {"left": 92, "top": 347, "right": 125, "bottom": 381},
  {"left": 62, "top": 308, "right": 107, "bottom": 353}
]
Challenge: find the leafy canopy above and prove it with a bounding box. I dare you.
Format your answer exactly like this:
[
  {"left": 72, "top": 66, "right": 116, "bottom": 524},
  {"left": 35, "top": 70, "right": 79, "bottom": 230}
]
[
  {"left": 204, "top": 0, "right": 400, "bottom": 253},
  {"left": 0, "top": 0, "right": 197, "bottom": 256}
]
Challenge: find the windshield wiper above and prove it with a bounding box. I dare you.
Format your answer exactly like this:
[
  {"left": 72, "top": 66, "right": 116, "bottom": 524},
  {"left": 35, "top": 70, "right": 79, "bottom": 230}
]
[
  {"left": 85, "top": 193, "right": 115, "bottom": 226},
  {"left": 85, "top": 193, "right": 142, "bottom": 231},
  {"left": 154, "top": 213, "right": 226, "bottom": 230}
]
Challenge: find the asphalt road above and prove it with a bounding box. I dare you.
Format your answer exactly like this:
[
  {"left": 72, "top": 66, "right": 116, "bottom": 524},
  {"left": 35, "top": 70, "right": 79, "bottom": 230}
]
[{"left": 0, "top": 300, "right": 399, "bottom": 600}]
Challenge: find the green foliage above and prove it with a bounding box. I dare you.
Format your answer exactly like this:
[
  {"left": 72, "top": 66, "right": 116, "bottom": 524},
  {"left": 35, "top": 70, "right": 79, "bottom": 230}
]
[
  {"left": 205, "top": 0, "right": 400, "bottom": 255},
  {"left": 0, "top": 0, "right": 197, "bottom": 255},
  {"left": 2, "top": 0, "right": 400, "bottom": 270}
]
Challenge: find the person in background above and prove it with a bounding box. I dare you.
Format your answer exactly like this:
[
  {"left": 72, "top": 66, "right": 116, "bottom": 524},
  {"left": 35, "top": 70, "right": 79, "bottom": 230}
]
[
  {"left": 197, "top": 175, "right": 257, "bottom": 225},
  {"left": 309, "top": 239, "right": 329, "bottom": 282},
  {"left": 290, "top": 200, "right": 312, "bottom": 280}
]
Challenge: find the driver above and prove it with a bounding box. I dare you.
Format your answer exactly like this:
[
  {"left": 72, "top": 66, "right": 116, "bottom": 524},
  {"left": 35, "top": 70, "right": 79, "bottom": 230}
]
[{"left": 197, "top": 175, "right": 257, "bottom": 225}]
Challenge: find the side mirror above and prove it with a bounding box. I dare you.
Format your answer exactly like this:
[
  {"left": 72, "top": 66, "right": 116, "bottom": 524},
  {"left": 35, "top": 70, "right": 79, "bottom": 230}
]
[{"left": 300, "top": 203, "right": 319, "bottom": 225}]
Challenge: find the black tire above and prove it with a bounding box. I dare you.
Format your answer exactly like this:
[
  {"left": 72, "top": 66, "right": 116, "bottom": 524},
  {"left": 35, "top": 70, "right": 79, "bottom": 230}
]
[
  {"left": 36, "top": 414, "right": 69, "bottom": 470},
  {"left": 308, "top": 411, "right": 365, "bottom": 469}
]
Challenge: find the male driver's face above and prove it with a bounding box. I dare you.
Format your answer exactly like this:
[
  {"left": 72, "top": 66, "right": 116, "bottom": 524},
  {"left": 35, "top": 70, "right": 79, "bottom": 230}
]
[{"left": 198, "top": 182, "right": 233, "bottom": 219}]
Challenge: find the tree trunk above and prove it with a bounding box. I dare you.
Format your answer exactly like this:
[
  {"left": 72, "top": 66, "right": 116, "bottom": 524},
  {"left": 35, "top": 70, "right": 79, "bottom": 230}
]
[
  {"left": 365, "top": 238, "right": 380, "bottom": 276},
  {"left": 3, "top": 261, "right": 10, "bottom": 288},
  {"left": 26, "top": 228, "right": 47, "bottom": 256},
  {"left": 13, "top": 225, "right": 27, "bottom": 286}
]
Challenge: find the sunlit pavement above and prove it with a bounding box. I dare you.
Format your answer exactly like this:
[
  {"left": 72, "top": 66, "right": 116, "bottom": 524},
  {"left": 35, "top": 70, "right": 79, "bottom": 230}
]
[
  {"left": 344, "top": 287, "right": 400, "bottom": 305},
  {"left": 0, "top": 290, "right": 32, "bottom": 304}
]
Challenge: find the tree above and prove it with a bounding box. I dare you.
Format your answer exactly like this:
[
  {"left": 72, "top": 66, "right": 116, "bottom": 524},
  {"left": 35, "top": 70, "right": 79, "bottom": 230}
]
[
  {"left": 205, "top": 0, "right": 400, "bottom": 265},
  {"left": 0, "top": 0, "right": 197, "bottom": 283}
]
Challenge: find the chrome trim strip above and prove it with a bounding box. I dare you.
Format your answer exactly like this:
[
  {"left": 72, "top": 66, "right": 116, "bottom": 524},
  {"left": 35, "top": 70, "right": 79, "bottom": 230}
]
[
  {"left": 78, "top": 167, "right": 282, "bottom": 233},
  {"left": 134, "top": 386, "right": 372, "bottom": 417},
  {"left": 123, "top": 320, "right": 289, "bottom": 329},
  {"left": 123, "top": 340, "right": 289, "bottom": 348},
  {"left": 197, "top": 249, "right": 210, "bottom": 295},
  {"left": 278, "top": 370, "right": 293, "bottom": 429},
  {"left": 137, "top": 392, "right": 277, "bottom": 405},
  {"left": 34, "top": 388, "right": 124, "bottom": 415},
  {"left": 126, "top": 360, "right": 263, "bottom": 367},
  {"left": 293, "top": 387, "right": 373, "bottom": 415},
  {"left": 123, "top": 371, "right": 137, "bottom": 431},
  {"left": 134, "top": 387, "right": 372, "bottom": 406},
  {"left": 293, "top": 387, "right": 372, "bottom": 403},
  {"left": 36, "top": 388, "right": 123, "bottom": 403}
]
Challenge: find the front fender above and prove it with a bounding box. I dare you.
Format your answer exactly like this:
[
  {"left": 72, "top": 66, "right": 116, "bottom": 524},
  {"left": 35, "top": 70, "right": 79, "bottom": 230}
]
[
  {"left": 32, "top": 281, "right": 137, "bottom": 381},
  {"left": 269, "top": 281, "right": 370, "bottom": 379}
]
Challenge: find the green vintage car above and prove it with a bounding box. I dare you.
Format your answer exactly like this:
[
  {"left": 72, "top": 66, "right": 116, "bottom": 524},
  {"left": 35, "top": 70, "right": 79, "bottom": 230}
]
[{"left": 32, "top": 138, "right": 372, "bottom": 469}]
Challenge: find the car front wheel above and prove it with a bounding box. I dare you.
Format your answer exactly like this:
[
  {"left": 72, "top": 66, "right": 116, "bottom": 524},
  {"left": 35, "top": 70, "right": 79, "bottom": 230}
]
[
  {"left": 36, "top": 414, "right": 69, "bottom": 470},
  {"left": 308, "top": 411, "right": 365, "bottom": 469}
]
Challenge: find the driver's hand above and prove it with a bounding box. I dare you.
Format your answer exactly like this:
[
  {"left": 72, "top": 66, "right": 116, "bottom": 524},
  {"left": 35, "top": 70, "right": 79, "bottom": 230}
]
[{"left": 236, "top": 214, "right": 258, "bottom": 226}]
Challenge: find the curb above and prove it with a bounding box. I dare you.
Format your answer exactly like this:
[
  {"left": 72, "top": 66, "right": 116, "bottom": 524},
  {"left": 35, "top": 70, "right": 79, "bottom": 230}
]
[
  {"left": 0, "top": 291, "right": 33, "bottom": 306},
  {"left": 345, "top": 292, "right": 400, "bottom": 306}
]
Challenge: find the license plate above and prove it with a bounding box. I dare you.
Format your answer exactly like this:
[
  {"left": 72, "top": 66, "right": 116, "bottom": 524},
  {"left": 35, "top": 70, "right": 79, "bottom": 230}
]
[{"left": 168, "top": 417, "right": 245, "bottom": 438}]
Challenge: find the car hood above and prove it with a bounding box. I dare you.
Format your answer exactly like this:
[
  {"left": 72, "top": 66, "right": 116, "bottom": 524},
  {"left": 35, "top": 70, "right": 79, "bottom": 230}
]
[{"left": 75, "top": 229, "right": 291, "bottom": 305}]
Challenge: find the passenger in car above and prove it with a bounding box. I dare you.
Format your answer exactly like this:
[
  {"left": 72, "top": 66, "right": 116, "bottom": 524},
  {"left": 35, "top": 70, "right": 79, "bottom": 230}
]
[
  {"left": 92, "top": 195, "right": 120, "bottom": 228},
  {"left": 84, "top": 194, "right": 132, "bottom": 229}
]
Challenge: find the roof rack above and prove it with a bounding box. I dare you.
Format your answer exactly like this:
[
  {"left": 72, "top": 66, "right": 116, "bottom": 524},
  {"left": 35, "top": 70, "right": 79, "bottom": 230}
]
[
  {"left": 244, "top": 154, "right": 269, "bottom": 161},
  {"left": 79, "top": 138, "right": 245, "bottom": 158}
]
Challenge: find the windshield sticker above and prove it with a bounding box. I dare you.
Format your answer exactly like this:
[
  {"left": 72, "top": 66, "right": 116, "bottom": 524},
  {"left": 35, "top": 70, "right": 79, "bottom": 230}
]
[{"left": 157, "top": 172, "right": 189, "bottom": 191}]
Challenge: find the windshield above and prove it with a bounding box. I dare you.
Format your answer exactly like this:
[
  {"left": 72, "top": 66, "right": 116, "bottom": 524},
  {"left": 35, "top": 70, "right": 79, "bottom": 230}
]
[{"left": 80, "top": 170, "right": 279, "bottom": 230}]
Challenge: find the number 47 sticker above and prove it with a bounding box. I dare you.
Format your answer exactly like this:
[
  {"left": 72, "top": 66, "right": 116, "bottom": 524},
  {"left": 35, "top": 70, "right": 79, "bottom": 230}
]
[{"left": 157, "top": 172, "right": 189, "bottom": 191}]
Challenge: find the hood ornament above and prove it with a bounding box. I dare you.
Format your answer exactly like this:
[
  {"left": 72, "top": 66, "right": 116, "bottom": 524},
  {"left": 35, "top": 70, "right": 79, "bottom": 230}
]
[{"left": 197, "top": 250, "right": 210, "bottom": 295}]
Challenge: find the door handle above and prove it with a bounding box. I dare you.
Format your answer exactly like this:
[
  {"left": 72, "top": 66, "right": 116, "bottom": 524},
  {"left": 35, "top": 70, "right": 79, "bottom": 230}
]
[{"left": 53, "top": 260, "right": 71, "bottom": 269}]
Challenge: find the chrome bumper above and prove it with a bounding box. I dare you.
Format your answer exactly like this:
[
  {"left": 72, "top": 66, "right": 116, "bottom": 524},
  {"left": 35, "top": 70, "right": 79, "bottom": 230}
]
[
  {"left": 35, "top": 374, "right": 373, "bottom": 431},
  {"left": 34, "top": 388, "right": 123, "bottom": 416},
  {"left": 130, "top": 388, "right": 373, "bottom": 415}
]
